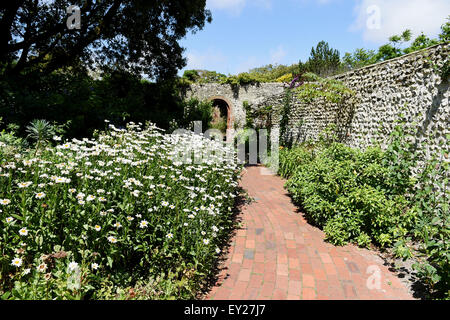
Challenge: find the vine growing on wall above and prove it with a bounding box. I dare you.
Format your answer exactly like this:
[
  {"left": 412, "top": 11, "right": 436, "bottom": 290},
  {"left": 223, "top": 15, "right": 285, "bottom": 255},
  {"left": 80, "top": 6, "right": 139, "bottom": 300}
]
[
  {"left": 278, "top": 72, "right": 355, "bottom": 147},
  {"left": 293, "top": 72, "right": 354, "bottom": 104},
  {"left": 279, "top": 88, "right": 293, "bottom": 147}
]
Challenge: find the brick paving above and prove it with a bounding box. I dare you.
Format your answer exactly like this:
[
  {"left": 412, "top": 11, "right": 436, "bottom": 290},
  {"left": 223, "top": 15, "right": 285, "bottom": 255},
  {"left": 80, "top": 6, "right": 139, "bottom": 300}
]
[{"left": 206, "top": 165, "right": 414, "bottom": 300}]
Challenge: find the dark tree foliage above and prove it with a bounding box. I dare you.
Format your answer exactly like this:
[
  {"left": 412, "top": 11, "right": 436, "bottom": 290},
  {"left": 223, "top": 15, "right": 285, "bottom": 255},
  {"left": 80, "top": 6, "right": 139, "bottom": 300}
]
[
  {"left": 304, "top": 41, "right": 341, "bottom": 77},
  {"left": 0, "top": 0, "right": 212, "bottom": 138},
  {"left": 0, "top": 0, "right": 211, "bottom": 80}
]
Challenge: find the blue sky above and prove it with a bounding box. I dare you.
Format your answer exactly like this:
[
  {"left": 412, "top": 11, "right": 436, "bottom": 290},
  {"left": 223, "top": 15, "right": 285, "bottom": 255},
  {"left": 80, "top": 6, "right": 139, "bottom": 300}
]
[{"left": 179, "top": 0, "right": 450, "bottom": 75}]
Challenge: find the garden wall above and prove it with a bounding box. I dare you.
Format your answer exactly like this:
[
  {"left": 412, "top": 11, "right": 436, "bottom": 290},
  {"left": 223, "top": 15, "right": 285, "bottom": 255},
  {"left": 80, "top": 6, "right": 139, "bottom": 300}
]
[
  {"left": 185, "top": 82, "right": 285, "bottom": 129},
  {"left": 257, "top": 43, "right": 449, "bottom": 157}
]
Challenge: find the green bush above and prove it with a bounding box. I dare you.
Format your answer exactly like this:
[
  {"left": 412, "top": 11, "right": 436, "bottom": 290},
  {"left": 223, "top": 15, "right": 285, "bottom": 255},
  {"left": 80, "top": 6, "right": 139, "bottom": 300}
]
[{"left": 284, "top": 141, "right": 416, "bottom": 247}]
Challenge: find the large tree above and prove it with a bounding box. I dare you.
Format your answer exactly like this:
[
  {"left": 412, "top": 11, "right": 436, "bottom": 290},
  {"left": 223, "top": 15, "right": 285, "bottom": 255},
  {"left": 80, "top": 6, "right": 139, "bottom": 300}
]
[
  {"left": 0, "top": 0, "right": 211, "bottom": 80},
  {"left": 302, "top": 41, "right": 341, "bottom": 77}
]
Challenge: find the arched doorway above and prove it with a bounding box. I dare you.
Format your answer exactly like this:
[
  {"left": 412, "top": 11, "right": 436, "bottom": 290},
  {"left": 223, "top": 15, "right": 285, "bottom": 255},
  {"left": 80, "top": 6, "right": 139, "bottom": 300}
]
[{"left": 209, "top": 96, "right": 234, "bottom": 134}]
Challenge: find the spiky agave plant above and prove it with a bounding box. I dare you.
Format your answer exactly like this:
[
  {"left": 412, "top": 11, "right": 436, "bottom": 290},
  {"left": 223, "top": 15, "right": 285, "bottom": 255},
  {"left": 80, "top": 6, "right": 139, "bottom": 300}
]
[{"left": 26, "top": 119, "right": 54, "bottom": 156}]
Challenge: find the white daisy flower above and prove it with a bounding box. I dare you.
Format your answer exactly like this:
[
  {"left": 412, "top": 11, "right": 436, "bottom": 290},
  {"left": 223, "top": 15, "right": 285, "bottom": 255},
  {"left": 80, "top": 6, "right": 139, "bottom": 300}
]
[
  {"left": 107, "top": 236, "right": 117, "bottom": 243},
  {"left": 35, "top": 192, "right": 46, "bottom": 199},
  {"left": 139, "top": 220, "right": 149, "bottom": 228},
  {"left": 19, "top": 228, "right": 28, "bottom": 236},
  {"left": 18, "top": 181, "right": 32, "bottom": 188},
  {"left": 1, "top": 199, "right": 12, "bottom": 205},
  {"left": 11, "top": 258, "right": 23, "bottom": 267}
]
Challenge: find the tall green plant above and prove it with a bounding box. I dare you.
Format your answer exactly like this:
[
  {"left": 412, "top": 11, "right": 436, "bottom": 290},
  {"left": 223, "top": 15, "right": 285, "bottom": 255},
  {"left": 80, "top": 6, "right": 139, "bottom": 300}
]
[{"left": 25, "top": 119, "right": 55, "bottom": 156}]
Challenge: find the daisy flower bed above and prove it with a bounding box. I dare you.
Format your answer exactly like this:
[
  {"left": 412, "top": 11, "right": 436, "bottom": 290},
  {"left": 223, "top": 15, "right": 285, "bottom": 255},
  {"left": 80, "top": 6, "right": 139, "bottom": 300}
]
[{"left": 0, "top": 122, "right": 241, "bottom": 299}]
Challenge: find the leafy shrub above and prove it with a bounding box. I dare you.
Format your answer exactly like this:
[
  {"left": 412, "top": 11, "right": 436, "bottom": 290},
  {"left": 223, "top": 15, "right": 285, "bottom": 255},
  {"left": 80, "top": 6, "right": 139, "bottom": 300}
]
[
  {"left": 283, "top": 140, "right": 416, "bottom": 247},
  {"left": 278, "top": 145, "right": 314, "bottom": 178},
  {"left": 179, "top": 98, "right": 213, "bottom": 131},
  {"left": 276, "top": 74, "right": 294, "bottom": 83}
]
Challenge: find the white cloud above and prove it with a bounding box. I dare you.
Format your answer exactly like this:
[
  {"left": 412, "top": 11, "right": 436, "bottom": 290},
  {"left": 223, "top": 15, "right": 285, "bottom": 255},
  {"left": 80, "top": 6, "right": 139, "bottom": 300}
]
[
  {"left": 270, "top": 45, "right": 287, "bottom": 64},
  {"left": 234, "top": 56, "right": 263, "bottom": 74},
  {"left": 350, "top": 0, "right": 450, "bottom": 43},
  {"left": 184, "top": 49, "right": 228, "bottom": 73},
  {"left": 207, "top": 0, "right": 272, "bottom": 15},
  {"left": 207, "top": 0, "right": 246, "bottom": 15}
]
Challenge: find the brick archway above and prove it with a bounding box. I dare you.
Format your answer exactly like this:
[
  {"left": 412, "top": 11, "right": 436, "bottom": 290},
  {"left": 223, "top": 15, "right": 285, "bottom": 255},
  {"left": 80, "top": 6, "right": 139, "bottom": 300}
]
[{"left": 209, "top": 96, "right": 234, "bottom": 130}]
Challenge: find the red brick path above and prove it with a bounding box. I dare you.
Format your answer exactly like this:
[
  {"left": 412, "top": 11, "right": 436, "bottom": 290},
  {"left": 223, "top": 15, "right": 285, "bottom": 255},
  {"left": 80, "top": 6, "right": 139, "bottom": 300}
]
[{"left": 206, "top": 165, "right": 414, "bottom": 300}]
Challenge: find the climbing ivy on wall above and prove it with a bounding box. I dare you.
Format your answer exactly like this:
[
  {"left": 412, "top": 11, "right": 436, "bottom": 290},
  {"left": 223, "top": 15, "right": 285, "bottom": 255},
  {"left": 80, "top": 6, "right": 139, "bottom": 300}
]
[
  {"left": 278, "top": 72, "right": 355, "bottom": 147},
  {"left": 293, "top": 73, "right": 354, "bottom": 104},
  {"left": 279, "top": 89, "right": 293, "bottom": 147},
  {"left": 243, "top": 101, "right": 254, "bottom": 129}
]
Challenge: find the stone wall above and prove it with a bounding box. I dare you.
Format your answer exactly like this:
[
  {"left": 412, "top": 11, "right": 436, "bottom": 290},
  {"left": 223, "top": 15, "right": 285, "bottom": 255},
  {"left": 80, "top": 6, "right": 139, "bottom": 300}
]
[
  {"left": 184, "top": 43, "right": 449, "bottom": 158},
  {"left": 184, "top": 82, "right": 285, "bottom": 128},
  {"left": 257, "top": 43, "right": 449, "bottom": 157}
]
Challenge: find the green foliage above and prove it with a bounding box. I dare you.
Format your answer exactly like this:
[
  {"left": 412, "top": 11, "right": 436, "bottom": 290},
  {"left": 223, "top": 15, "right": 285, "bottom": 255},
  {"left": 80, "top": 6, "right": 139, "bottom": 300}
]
[
  {"left": 343, "top": 18, "right": 449, "bottom": 71},
  {"left": 220, "top": 72, "right": 262, "bottom": 87},
  {"left": 279, "top": 89, "right": 293, "bottom": 147},
  {"left": 293, "top": 73, "right": 354, "bottom": 104},
  {"left": 439, "top": 60, "right": 450, "bottom": 81},
  {"left": 247, "top": 64, "right": 299, "bottom": 83},
  {"left": 179, "top": 98, "right": 213, "bottom": 131},
  {"left": 182, "top": 70, "right": 200, "bottom": 82},
  {"left": 342, "top": 48, "right": 378, "bottom": 70},
  {"left": 181, "top": 64, "right": 300, "bottom": 86},
  {"left": 305, "top": 41, "right": 341, "bottom": 77},
  {"left": 26, "top": 119, "right": 55, "bottom": 156},
  {"left": 283, "top": 138, "right": 417, "bottom": 248},
  {"left": 0, "top": 118, "right": 27, "bottom": 158},
  {"left": 243, "top": 101, "right": 254, "bottom": 129},
  {"left": 181, "top": 70, "right": 227, "bottom": 84},
  {"left": 409, "top": 139, "right": 449, "bottom": 299},
  {"left": 439, "top": 16, "right": 450, "bottom": 42},
  {"left": 403, "top": 34, "right": 440, "bottom": 55},
  {"left": 209, "top": 119, "right": 228, "bottom": 133},
  {"left": 1, "top": 1, "right": 212, "bottom": 80},
  {"left": 0, "top": 68, "right": 198, "bottom": 140}
]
